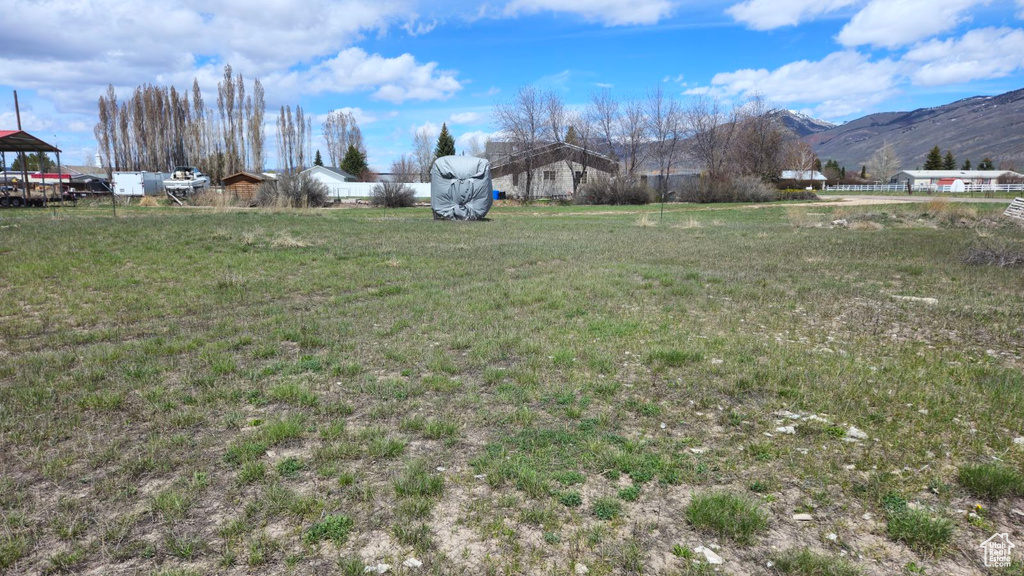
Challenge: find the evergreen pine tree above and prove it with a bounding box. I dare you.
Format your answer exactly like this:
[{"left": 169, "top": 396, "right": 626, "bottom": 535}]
[
  {"left": 340, "top": 144, "right": 368, "bottom": 178},
  {"left": 813, "top": 158, "right": 822, "bottom": 172},
  {"left": 942, "top": 150, "right": 955, "bottom": 170},
  {"left": 565, "top": 125, "right": 579, "bottom": 146},
  {"left": 961, "top": 159, "right": 971, "bottom": 170},
  {"left": 840, "top": 166, "right": 846, "bottom": 179},
  {"left": 860, "top": 165, "right": 867, "bottom": 179},
  {"left": 434, "top": 123, "right": 456, "bottom": 159},
  {"left": 923, "top": 146, "right": 943, "bottom": 170},
  {"left": 978, "top": 157, "right": 994, "bottom": 170},
  {"left": 314, "top": 149, "right": 324, "bottom": 166}
]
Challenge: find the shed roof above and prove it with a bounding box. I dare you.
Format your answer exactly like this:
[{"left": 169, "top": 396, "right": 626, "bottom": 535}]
[
  {"left": 223, "top": 171, "right": 266, "bottom": 184},
  {"left": 0, "top": 130, "right": 61, "bottom": 153},
  {"left": 489, "top": 142, "right": 619, "bottom": 177}
]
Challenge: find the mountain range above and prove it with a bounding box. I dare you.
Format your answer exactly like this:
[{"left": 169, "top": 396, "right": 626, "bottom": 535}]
[{"left": 792, "top": 88, "right": 1024, "bottom": 171}]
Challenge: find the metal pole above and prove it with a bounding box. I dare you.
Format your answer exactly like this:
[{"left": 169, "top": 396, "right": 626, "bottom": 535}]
[{"left": 14, "top": 91, "right": 29, "bottom": 201}]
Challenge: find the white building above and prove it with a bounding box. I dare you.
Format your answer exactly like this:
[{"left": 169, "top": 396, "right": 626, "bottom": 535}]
[
  {"left": 490, "top": 142, "right": 619, "bottom": 199},
  {"left": 895, "top": 170, "right": 1021, "bottom": 189},
  {"left": 300, "top": 165, "right": 357, "bottom": 198}
]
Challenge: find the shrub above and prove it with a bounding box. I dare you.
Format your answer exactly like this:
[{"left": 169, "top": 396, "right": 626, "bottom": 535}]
[
  {"left": 886, "top": 507, "right": 954, "bottom": 555},
  {"left": 770, "top": 548, "right": 862, "bottom": 576},
  {"left": 776, "top": 189, "right": 821, "bottom": 201},
  {"left": 575, "top": 176, "right": 652, "bottom": 205},
  {"left": 256, "top": 173, "right": 329, "bottom": 208},
  {"left": 370, "top": 181, "right": 416, "bottom": 208},
  {"left": 676, "top": 176, "right": 777, "bottom": 203},
  {"left": 685, "top": 491, "right": 769, "bottom": 545},
  {"left": 957, "top": 463, "right": 1024, "bottom": 500},
  {"left": 304, "top": 514, "right": 354, "bottom": 545},
  {"left": 591, "top": 497, "right": 621, "bottom": 520}
]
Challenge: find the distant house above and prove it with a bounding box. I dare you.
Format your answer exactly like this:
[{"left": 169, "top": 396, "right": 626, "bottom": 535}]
[
  {"left": 300, "top": 165, "right": 358, "bottom": 199},
  {"left": 223, "top": 171, "right": 265, "bottom": 202},
  {"left": 781, "top": 170, "right": 828, "bottom": 182},
  {"left": 489, "top": 142, "right": 619, "bottom": 199},
  {"left": 895, "top": 170, "right": 1022, "bottom": 188}
]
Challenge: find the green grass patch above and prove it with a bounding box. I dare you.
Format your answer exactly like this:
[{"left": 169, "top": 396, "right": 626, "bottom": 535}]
[
  {"left": 957, "top": 463, "right": 1024, "bottom": 500},
  {"left": 686, "top": 491, "right": 769, "bottom": 545},
  {"left": 304, "top": 514, "right": 354, "bottom": 545},
  {"left": 770, "top": 548, "right": 862, "bottom": 576}
]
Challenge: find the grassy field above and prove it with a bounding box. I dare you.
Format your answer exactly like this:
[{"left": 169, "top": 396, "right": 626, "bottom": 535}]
[{"left": 1, "top": 200, "right": 1022, "bottom": 575}]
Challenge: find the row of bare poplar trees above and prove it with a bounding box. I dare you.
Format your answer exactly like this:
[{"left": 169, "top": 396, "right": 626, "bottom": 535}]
[{"left": 94, "top": 65, "right": 312, "bottom": 184}]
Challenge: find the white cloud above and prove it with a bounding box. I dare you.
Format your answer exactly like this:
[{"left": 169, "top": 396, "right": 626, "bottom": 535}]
[
  {"left": 837, "top": 0, "right": 989, "bottom": 49},
  {"left": 727, "top": 0, "right": 860, "bottom": 30},
  {"left": 266, "top": 48, "right": 461, "bottom": 104},
  {"left": 503, "top": 0, "right": 676, "bottom": 26},
  {"left": 413, "top": 122, "right": 441, "bottom": 140},
  {"left": 0, "top": 0, "right": 462, "bottom": 113},
  {"left": 449, "top": 112, "right": 484, "bottom": 124},
  {"left": 403, "top": 18, "right": 439, "bottom": 36},
  {"left": 456, "top": 129, "right": 500, "bottom": 149},
  {"left": 902, "top": 27, "right": 1024, "bottom": 85},
  {"left": 693, "top": 50, "right": 903, "bottom": 118}
]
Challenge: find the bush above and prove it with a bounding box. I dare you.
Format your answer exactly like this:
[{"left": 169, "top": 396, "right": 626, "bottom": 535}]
[
  {"left": 370, "top": 181, "right": 416, "bottom": 208},
  {"left": 676, "top": 176, "right": 777, "bottom": 203},
  {"left": 255, "top": 173, "right": 329, "bottom": 208},
  {"left": 685, "top": 491, "right": 769, "bottom": 545},
  {"left": 776, "top": 189, "right": 821, "bottom": 201},
  {"left": 886, "top": 507, "right": 954, "bottom": 555},
  {"left": 957, "top": 463, "right": 1024, "bottom": 500},
  {"left": 575, "top": 176, "right": 651, "bottom": 205}
]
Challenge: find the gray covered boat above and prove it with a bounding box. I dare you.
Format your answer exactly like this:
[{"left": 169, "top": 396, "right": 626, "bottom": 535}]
[{"left": 430, "top": 155, "right": 492, "bottom": 220}]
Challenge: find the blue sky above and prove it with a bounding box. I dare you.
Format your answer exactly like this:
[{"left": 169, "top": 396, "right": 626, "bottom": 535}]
[{"left": 1, "top": 0, "right": 1022, "bottom": 169}]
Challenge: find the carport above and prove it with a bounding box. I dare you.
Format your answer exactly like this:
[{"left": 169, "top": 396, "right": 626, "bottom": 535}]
[{"left": 0, "top": 130, "right": 63, "bottom": 207}]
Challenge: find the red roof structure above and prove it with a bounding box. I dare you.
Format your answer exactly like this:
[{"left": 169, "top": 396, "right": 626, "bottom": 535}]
[{"left": 0, "top": 130, "right": 61, "bottom": 153}]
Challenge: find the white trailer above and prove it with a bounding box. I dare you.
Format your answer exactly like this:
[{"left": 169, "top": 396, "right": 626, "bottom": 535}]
[{"left": 113, "top": 171, "right": 166, "bottom": 196}]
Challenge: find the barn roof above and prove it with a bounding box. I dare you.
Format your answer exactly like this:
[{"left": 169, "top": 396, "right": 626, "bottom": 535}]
[
  {"left": 489, "top": 142, "right": 619, "bottom": 177},
  {"left": 0, "top": 130, "right": 61, "bottom": 153}
]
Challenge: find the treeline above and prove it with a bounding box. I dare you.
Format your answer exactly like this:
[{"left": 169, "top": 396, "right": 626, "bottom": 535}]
[
  {"left": 94, "top": 65, "right": 316, "bottom": 184},
  {"left": 490, "top": 85, "right": 816, "bottom": 200}
]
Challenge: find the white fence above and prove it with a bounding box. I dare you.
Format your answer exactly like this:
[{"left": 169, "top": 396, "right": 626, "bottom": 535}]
[
  {"left": 325, "top": 182, "right": 432, "bottom": 199},
  {"left": 825, "top": 183, "right": 1024, "bottom": 194}
]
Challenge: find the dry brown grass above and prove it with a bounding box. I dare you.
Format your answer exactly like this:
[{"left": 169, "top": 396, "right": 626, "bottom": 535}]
[{"left": 138, "top": 196, "right": 160, "bottom": 207}]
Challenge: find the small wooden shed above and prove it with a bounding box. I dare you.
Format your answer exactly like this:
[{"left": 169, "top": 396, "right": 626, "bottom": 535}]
[{"left": 223, "top": 172, "right": 265, "bottom": 202}]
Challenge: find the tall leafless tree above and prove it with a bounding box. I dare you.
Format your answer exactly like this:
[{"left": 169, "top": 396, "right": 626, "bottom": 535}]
[
  {"left": 588, "top": 88, "right": 619, "bottom": 163},
  {"left": 322, "top": 110, "right": 363, "bottom": 168},
  {"left": 867, "top": 143, "right": 900, "bottom": 183},
  {"left": 412, "top": 126, "right": 435, "bottom": 182},
  {"left": 645, "top": 85, "right": 685, "bottom": 196},
  {"left": 684, "top": 96, "right": 738, "bottom": 182},
  {"left": 494, "top": 85, "right": 547, "bottom": 201},
  {"left": 731, "top": 95, "right": 790, "bottom": 182}
]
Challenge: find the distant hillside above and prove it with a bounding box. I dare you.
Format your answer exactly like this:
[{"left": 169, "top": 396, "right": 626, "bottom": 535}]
[{"left": 806, "top": 88, "right": 1024, "bottom": 170}]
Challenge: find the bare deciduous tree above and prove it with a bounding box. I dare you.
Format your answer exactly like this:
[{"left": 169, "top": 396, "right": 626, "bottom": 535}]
[
  {"left": 494, "top": 85, "right": 546, "bottom": 200},
  {"left": 619, "top": 97, "right": 648, "bottom": 175},
  {"left": 588, "top": 89, "right": 619, "bottom": 163},
  {"left": 684, "top": 96, "right": 738, "bottom": 182},
  {"left": 867, "top": 143, "right": 900, "bottom": 183},
  {"left": 390, "top": 155, "right": 419, "bottom": 184},
  {"left": 412, "top": 126, "right": 435, "bottom": 182},
  {"left": 322, "top": 110, "right": 362, "bottom": 169},
  {"left": 645, "top": 85, "right": 685, "bottom": 198},
  {"left": 731, "top": 95, "right": 790, "bottom": 182}
]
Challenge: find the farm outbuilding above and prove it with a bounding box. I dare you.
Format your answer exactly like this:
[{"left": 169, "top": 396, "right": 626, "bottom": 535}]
[
  {"left": 895, "top": 170, "right": 1022, "bottom": 188},
  {"left": 223, "top": 171, "right": 266, "bottom": 203}
]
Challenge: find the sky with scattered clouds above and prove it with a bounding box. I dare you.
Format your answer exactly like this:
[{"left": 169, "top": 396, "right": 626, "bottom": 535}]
[{"left": 2, "top": 0, "right": 1022, "bottom": 168}]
